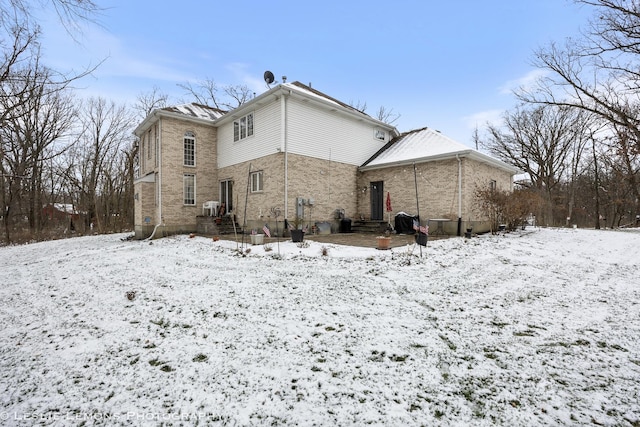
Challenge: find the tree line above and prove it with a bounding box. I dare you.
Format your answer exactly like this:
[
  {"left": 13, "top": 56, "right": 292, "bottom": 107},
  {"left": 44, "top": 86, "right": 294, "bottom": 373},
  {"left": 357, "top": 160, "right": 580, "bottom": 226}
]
[
  {"left": 3, "top": 1, "right": 638, "bottom": 244},
  {"left": 478, "top": 0, "right": 640, "bottom": 230}
]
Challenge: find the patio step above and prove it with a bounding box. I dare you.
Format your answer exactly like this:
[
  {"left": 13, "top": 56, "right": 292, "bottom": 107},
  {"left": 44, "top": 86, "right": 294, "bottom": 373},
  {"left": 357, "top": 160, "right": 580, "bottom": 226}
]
[{"left": 351, "top": 220, "right": 390, "bottom": 234}]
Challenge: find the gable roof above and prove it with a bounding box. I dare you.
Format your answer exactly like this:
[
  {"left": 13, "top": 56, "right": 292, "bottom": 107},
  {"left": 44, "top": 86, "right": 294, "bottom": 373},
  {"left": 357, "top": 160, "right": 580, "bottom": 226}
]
[
  {"left": 360, "top": 127, "right": 518, "bottom": 174},
  {"left": 214, "top": 81, "right": 399, "bottom": 135},
  {"left": 135, "top": 82, "right": 399, "bottom": 138}
]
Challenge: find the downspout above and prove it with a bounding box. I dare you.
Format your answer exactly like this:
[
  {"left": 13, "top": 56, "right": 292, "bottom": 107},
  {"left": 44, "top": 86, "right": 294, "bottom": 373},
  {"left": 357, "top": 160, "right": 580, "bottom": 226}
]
[
  {"left": 148, "top": 117, "right": 163, "bottom": 239},
  {"left": 281, "top": 89, "right": 288, "bottom": 222},
  {"left": 457, "top": 154, "right": 462, "bottom": 237}
]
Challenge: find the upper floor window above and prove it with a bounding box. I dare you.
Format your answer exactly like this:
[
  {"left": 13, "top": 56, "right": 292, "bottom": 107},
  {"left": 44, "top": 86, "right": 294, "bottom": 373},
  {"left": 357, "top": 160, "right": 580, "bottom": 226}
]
[
  {"left": 250, "top": 170, "right": 263, "bottom": 193},
  {"left": 184, "top": 131, "right": 195, "bottom": 166},
  {"left": 489, "top": 180, "right": 497, "bottom": 191},
  {"left": 234, "top": 112, "right": 254, "bottom": 142},
  {"left": 184, "top": 174, "right": 195, "bottom": 205},
  {"left": 147, "top": 129, "right": 152, "bottom": 159}
]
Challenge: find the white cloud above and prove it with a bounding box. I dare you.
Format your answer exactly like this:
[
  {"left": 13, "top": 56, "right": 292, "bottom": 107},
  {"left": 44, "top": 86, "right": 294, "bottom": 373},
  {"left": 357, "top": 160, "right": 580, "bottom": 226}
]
[
  {"left": 498, "top": 69, "right": 549, "bottom": 95},
  {"left": 464, "top": 109, "right": 504, "bottom": 129},
  {"left": 226, "top": 62, "right": 270, "bottom": 95}
]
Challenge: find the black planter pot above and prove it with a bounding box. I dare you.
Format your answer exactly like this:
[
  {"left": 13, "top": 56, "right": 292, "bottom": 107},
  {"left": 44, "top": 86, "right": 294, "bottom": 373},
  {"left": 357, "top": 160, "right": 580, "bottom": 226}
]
[{"left": 291, "top": 229, "right": 305, "bottom": 242}]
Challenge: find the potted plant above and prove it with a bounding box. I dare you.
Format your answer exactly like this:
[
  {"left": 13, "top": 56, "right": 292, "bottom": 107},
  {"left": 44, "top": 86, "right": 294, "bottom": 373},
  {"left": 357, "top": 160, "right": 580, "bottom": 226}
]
[
  {"left": 250, "top": 229, "right": 264, "bottom": 245},
  {"left": 289, "top": 216, "right": 305, "bottom": 242},
  {"left": 376, "top": 230, "right": 392, "bottom": 250}
]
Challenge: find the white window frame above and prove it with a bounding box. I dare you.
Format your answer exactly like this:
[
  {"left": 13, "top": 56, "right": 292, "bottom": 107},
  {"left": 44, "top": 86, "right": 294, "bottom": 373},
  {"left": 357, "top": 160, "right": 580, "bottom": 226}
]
[
  {"left": 374, "top": 128, "right": 386, "bottom": 141},
  {"left": 250, "top": 170, "right": 263, "bottom": 193},
  {"left": 183, "top": 174, "right": 196, "bottom": 205},
  {"left": 184, "top": 131, "right": 196, "bottom": 167},
  {"left": 147, "top": 129, "right": 152, "bottom": 159},
  {"left": 233, "top": 112, "right": 254, "bottom": 142}
]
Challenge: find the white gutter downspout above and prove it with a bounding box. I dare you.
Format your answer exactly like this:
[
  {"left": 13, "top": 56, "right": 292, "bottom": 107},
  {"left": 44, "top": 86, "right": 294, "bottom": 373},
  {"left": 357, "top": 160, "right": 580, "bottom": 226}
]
[
  {"left": 281, "top": 89, "right": 289, "bottom": 222},
  {"left": 457, "top": 154, "right": 462, "bottom": 236},
  {"left": 148, "top": 117, "right": 163, "bottom": 240}
]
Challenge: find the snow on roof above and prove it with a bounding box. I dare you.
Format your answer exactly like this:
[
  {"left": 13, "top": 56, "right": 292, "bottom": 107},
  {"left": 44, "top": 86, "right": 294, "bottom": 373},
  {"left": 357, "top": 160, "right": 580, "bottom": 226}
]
[
  {"left": 161, "top": 103, "right": 226, "bottom": 121},
  {"left": 361, "top": 127, "right": 517, "bottom": 173},
  {"left": 44, "top": 203, "right": 78, "bottom": 214}
]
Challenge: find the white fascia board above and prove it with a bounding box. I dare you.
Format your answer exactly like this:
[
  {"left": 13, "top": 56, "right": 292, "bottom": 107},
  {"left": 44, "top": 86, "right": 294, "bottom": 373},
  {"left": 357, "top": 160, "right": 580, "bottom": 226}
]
[
  {"left": 214, "top": 85, "right": 282, "bottom": 126},
  {"left": 360, "top": 150, "right": 519, "bottom": 174}
]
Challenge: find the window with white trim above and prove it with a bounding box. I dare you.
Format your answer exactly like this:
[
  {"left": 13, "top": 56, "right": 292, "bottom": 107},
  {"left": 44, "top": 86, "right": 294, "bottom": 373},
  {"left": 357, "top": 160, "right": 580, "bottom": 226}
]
[
  {"left": 374, "top": 128, "right": 386, "bottom": 141},
  {"left": 233, "top": 112, "right": 254, "bottom": 142},
  {"left": 250, "top": 170, "right": 263, "bottom": 193},
  {"left": 147, "top": 129, "right": 152, "bottom": 159},
  {"left": 184, "top": 131, "right": 195, "bottom": 166},
  {"left": 183, "top": 174, "right": 195, "bottom": 205}
]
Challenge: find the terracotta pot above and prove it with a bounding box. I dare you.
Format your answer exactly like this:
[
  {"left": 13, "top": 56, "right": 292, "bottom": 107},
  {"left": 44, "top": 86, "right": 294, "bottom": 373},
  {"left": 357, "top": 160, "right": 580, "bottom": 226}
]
[{"left": 376, "top": 236, "right": 391, "bottom": 250}]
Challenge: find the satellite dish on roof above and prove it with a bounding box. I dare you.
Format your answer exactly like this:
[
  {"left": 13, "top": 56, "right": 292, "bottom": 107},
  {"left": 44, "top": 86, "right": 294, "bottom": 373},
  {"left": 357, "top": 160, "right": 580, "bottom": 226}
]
[{"left": 264, "top": 70, "right": 275, "bottom": 86}]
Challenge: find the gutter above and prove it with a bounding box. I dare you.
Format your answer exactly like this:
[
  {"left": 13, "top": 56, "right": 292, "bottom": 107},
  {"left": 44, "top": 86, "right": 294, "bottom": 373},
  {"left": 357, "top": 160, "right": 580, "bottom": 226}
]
[
  {"left": 281, "top": 89, "right": 289, "bottom": 221},
  {"left": 148, "top": 118, "right": 164, "bottom": 240},
  {"left": 457, "top": 154, "right": 462, "bottom": 236}
]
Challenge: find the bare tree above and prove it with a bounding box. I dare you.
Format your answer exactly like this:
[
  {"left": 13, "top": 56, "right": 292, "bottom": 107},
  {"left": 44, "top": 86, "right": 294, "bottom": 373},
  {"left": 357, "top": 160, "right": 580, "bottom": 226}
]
[
  {"left": 134, "top": 86, "right": 168, "bottom": 120},
  {"left": 348, "top": 100, "right": 400, "bottom": 125},
  {"left": 482, "top": 104, "right": 592, "bottom": 225},
  {"left": 0, "top": 58, "right": 76, "bottom": 241},
  {"left": 513, "top": 0, "right": 640, "bottom": 223},
  {"left": 375, "top": 105, "right": 400, "bottom": 125},
  {"left": 178, "top": 77, "right": 252, "bottom": 110},
  {"left": 62, "top": 97, "right": 134, "bottom": 233},
  {"left": 517, "top": 1, "right": 640, "bottom": 153}
]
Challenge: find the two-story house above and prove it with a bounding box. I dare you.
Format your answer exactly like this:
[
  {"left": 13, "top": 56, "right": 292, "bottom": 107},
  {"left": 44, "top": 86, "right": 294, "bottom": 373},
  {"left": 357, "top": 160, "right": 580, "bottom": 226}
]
[{"left": 133, "top": 81, "right": 517, "bottom": 239}]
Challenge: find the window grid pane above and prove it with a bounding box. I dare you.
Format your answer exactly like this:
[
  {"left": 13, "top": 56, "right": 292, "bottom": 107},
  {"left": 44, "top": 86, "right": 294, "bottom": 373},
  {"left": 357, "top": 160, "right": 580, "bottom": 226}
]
[
  {"left": 247, "top": 113, "right": 254, "bottom": 137},
  {"left": 250, "top": 171, "right": 263, "bottom": 192},
  {"left": 184, "top": 136, "right": 195, "bottom": 166},
  {"left": 234, "top": 112, "right": 254, "bottom": 142},
  {"left": 184, "top": 174, "right": 195, "bottom": 205}
]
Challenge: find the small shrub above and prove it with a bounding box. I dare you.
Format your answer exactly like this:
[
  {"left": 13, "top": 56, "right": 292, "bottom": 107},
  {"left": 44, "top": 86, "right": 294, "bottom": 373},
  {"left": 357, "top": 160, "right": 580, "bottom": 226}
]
[{"left": 321, "top": 246, "right": 329, "bottom": 256}]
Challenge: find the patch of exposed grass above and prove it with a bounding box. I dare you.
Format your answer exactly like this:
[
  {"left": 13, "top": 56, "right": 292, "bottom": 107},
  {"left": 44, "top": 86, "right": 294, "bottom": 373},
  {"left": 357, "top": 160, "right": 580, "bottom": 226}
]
[
  {"left": 192, "top": 353, "right": 208, "bottom": 362},
  {"left": 439, "top": 334, "right": 457, "bottom": 351}
]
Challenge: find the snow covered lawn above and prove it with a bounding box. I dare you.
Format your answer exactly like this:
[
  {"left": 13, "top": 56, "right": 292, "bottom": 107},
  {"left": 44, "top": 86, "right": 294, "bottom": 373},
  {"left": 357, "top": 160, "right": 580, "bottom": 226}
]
[{"left": 0, "top": 228, "right": 638, "bottom": 426}]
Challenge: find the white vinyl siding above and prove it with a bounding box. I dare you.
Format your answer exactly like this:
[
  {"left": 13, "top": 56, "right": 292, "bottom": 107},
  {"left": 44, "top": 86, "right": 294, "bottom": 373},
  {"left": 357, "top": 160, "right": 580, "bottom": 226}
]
[
  {"left": 216, "top": 89, "right": 394, "bottom": 168},
  {"left": 286, "top": 97, "right": 389, "bottom": 165},
  {"left": 218, "top": 103, "right": 280, "bottom": 168}
]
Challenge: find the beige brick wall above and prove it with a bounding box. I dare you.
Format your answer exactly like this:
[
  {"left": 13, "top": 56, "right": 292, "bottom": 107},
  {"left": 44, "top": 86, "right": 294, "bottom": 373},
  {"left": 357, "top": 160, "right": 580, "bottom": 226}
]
[
  {"left": 218, "top": 152, "right": 358, "bottom": 232},
  {"left": 159, "top": 117, "right": 218, "bottom": 228},
  {"left": 134, "top": 180, "right": 155, "bottom": 238},
  {"left": 358, "top": 157, "right": 514, "bottom": 233},
  {"left": 134, "top": 116, "right": 218, "bottom": 238}
]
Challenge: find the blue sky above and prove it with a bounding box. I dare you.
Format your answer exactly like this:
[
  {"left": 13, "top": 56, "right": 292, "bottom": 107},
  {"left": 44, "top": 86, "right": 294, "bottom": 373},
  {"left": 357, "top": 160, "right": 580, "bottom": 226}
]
[{"left": 38, "top": 0, "right": 591, "bottom": 147}]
